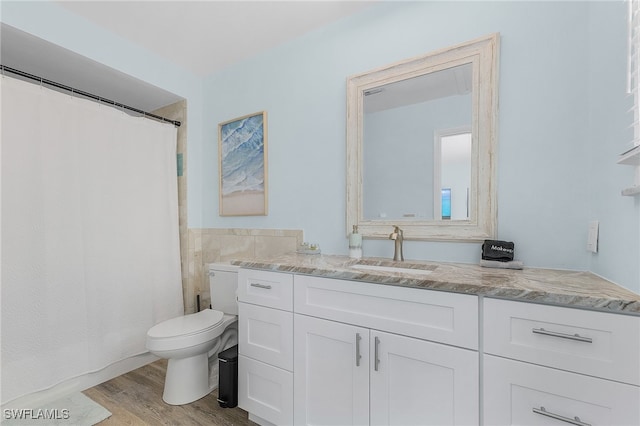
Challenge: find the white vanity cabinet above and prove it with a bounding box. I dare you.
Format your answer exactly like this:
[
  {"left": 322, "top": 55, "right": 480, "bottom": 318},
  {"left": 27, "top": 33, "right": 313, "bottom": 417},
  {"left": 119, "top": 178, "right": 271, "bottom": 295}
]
[
  {"left": 237, "top": 266, "right": 640, "bottom": 426},
  {"left": 293, "top": 275, "right": 479, "bottom": 426},
  {"left": 483, "top": 298, "right": 640, "bottom": 426},
  {"left": 237, "top": 269, "right": 294, "bottom": 426}
]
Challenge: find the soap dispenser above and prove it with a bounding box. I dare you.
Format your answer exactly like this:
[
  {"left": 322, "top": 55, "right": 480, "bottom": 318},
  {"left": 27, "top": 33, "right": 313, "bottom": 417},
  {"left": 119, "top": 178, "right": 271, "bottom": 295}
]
[{"left": 349, "top": 225, "right": 362, "bottom": 259}]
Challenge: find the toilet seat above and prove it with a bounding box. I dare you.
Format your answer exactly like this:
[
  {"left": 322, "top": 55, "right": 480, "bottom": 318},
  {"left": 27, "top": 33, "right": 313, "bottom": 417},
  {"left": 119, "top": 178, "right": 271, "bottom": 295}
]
[
  {"left": 146, "top": 309, "right": 229, "bottom": 352},
  {"left": 148, "top": 309, "right": 224, "bottom": 339}
]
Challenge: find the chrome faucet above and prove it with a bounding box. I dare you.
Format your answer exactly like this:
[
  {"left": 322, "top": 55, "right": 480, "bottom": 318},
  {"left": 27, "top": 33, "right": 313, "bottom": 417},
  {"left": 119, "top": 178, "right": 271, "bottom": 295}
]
[{"left": 389, "top": 225, "right": 404, "bottom": 261}]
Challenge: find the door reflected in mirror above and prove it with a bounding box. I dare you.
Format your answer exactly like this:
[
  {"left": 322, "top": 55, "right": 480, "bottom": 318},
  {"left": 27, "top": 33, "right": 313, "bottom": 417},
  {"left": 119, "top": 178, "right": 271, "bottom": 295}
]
[{"left": 434, "top": 129, "right": 471, "bottom": 221}]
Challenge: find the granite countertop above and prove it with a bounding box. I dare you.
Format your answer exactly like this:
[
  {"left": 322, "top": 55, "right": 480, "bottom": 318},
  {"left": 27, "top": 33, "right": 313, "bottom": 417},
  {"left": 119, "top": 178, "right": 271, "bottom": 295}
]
[{"left": 232, "top": 253, "right": 640, "bottom": 316}]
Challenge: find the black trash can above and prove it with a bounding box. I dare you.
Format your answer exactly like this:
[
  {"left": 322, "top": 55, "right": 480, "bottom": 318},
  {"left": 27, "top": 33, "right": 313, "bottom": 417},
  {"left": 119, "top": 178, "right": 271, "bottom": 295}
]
[{"left": 217, "top": 344, "right": 238, "bottom": 408}]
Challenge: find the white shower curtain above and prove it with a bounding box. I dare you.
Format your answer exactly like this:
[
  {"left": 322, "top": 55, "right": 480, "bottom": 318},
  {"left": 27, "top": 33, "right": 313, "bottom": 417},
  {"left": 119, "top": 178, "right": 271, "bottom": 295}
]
[{"left": 1, "top": 76, "right": 184, "bottom": 404}]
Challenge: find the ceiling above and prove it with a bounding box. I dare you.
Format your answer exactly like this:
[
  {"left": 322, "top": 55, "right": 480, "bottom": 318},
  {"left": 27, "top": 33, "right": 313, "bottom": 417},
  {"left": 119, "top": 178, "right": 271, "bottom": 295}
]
[
  {"left": 1, "top": 1, "right": 375, "bottom": 112},
  {"left": 56, "top": 1, "right": 376, "bottom": 77}
]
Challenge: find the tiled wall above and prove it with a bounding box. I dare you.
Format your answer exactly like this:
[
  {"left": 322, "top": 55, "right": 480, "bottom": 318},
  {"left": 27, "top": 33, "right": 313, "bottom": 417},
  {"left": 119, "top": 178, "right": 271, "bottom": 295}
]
[
  {"left": 185, "top": 228, "right": 303, "bottom": 313},
  {"left": 153, "top": 101, "right": 189, "bottom": 311}
]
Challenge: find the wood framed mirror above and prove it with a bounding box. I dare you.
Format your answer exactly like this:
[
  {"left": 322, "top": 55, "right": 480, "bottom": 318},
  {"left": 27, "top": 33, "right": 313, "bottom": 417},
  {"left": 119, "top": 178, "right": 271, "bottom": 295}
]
[{"left": 346, "top": 33, "right": 500, "bottom": 241}]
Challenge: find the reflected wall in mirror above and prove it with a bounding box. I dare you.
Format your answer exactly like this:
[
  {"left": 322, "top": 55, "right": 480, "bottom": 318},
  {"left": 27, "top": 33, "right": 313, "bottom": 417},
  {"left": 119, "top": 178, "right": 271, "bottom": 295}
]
[
  {"left": 363, "top": 64, "right": 472, "bottom": 222},
  {"left": 347, "top": 33, "right": 499, "bottom": 241}
]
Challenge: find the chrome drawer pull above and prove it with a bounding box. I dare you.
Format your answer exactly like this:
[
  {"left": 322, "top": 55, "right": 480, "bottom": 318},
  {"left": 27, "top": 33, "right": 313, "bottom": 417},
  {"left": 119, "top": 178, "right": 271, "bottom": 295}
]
[
  {"left": 533, "top": 406, "right": 591, "bottom": 426},
  {"left": 374, "top": 336, "right": 380, "bottom": 372},
  {"left": 532, "top": 327, "right": 593, "bottom": 343},
  {"left": 355, "top": 333, "right": 362, "bottom": 367},
  {"left": 250, "top": 282, "right": 272, "bottom": 290}
]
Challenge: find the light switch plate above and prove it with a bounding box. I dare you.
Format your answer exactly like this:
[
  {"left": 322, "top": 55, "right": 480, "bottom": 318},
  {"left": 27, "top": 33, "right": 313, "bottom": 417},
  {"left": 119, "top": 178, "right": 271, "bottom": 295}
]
[{"left": 587, "top": 220, "right": 599, "bottom": 253}]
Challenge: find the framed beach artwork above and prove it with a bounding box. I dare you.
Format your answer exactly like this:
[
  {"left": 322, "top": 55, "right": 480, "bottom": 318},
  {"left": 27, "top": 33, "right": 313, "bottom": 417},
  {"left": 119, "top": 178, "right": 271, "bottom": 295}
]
[{"left": 218, "top": 111, "right": 268, "bottom": 216}]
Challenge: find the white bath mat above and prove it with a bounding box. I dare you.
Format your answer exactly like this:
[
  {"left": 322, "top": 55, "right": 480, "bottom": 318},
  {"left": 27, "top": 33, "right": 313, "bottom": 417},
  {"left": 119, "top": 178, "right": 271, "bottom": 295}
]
[{"left": 2, "top": 392, "right": 111, "bottom": 425}]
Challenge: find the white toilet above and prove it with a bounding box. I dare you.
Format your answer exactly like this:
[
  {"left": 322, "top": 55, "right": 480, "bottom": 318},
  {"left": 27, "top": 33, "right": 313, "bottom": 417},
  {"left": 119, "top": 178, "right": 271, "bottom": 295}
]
[{"left": 146, "top": 263, "right": 239, "bottom": 405}]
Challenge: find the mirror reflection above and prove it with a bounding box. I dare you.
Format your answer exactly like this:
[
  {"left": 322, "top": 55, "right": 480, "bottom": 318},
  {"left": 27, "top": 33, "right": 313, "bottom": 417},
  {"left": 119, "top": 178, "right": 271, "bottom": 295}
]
[
  {"left": 362, "top": 63, "right": 472, "bottom": 221},
  {"left": 346, "top": 33, "right": 499, "bottom": 241}
]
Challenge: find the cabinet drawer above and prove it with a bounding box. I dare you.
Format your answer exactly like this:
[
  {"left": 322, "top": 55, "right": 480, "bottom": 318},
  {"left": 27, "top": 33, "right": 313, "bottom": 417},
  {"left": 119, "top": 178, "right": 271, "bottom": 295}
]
[
  {"left": 484, "top": 298, "right": 640, "bottom": 385},
  {"left": 237, "top": 269, "right": 293, "bottom": 311},
  {"left": 239, "top": 355, "right": 293, "bottom": 426},
  {"left": 484, "top": 355, "right": 640, "bottom": 426},
  {"left": 294, "top": 275, "right": 478, "bottom": 349},
  {"left": 239, "top": 302, "right": 293, "bottom": 371}
]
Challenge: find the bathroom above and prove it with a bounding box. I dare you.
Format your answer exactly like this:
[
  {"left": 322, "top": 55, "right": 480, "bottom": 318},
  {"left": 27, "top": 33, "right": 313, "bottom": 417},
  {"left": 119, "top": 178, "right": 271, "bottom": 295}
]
[{"left": 2, "top": 0, "right": 639, "bottom": 424}]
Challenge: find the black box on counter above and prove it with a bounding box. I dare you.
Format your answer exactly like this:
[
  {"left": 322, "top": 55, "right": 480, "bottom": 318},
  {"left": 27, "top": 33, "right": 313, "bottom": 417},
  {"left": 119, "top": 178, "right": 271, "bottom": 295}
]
[{"left": 482, "top": 240, "right": 515, "bottom": 262}]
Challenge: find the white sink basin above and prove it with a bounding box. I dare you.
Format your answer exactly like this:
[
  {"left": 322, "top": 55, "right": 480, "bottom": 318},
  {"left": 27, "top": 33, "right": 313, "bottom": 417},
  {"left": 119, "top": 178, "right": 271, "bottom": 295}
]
[{"left": 350, "top": 264, "right": 433, "bottom": 276}]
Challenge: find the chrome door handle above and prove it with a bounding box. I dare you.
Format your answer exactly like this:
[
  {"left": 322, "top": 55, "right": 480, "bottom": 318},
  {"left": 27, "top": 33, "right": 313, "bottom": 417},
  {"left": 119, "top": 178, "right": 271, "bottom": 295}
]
[
  {"left": 374, "top": 336, "right": 380, "bottom": 372},
  {"left": 250, "top": 282, "right": 272, "bottom": 290},
  {"left": 355, "top": 333, "right": 362, "bottom": 367},
  {"left": 533, "top": 407, "right": 591, "bottom": 426},
  {"left": 532, "top": 327, "right": 593, "bottom": 343}
]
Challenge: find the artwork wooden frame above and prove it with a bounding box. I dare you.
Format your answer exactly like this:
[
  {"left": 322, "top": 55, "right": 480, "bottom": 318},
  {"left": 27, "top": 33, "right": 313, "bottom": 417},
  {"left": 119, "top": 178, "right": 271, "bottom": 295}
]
[{"left": 218, "top": 111, "right": 268, "bottom": 216}]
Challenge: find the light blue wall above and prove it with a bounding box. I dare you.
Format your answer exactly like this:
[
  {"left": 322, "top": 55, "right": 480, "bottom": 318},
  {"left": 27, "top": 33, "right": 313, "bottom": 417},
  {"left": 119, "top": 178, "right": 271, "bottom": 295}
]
[
  {"left": 3, "top": 1, "right": 637, "bottom": 292},
  {"left": 203, "top": 2, "right": 617, "bottom": 276},
  {"left": 586, "top": 1, "right": 640, "bottom": 291},
  {"left": 202, "top": 1, "right": 638, "bottom": 291}
]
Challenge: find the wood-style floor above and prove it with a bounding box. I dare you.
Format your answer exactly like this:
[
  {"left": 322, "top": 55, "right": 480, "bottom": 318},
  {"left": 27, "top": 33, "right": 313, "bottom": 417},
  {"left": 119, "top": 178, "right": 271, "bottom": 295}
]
[{"left": 83, "top": 359, "right": 256, "bottom": 426}]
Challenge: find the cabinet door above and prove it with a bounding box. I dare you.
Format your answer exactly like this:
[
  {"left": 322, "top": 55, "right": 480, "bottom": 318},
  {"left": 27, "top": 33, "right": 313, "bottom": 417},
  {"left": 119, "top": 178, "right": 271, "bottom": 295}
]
[
  {"left": 484, "top": 355, "right": 640, "bottom": 426},
  {"left": 238, "top": 302, "right": 293, "bottom": 371},
  {"left": 238, "top": 355, "right": 293, "bottom": 426},
  {"left": 370, "top": 330, "right": 478, "bottom": 426},
  {"left": 294, "top": 314, "right": 370, "bottom": 426}
]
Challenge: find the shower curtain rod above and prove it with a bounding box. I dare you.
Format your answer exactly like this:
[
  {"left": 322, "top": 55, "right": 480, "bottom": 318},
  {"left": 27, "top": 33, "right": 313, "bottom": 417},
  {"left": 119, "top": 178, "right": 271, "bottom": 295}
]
[{"left": 1, "top": 65, "right": 181, "bottom": 127}]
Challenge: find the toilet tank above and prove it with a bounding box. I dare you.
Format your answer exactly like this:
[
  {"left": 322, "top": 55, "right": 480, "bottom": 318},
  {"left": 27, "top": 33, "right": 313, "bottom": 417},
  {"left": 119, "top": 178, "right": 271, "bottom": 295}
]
[{"left": 208, "top": 263, "right": 239, "bottom": 315}]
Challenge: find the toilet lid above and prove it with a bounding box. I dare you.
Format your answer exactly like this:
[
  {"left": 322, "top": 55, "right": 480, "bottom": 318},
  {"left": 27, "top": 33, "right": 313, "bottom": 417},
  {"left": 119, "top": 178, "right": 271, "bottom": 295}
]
[{"left": 148, "top": 309, "right": 224, "bottom": 339}]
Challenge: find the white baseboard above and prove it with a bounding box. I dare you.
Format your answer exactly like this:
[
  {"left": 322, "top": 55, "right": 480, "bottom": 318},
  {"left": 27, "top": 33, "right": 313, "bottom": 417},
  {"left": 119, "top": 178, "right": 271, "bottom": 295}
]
[{"left": 2, "top": 352, "right": 159, "bottom": 410}]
